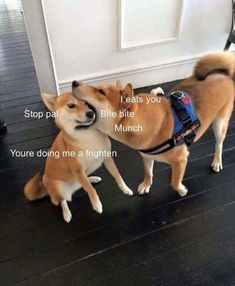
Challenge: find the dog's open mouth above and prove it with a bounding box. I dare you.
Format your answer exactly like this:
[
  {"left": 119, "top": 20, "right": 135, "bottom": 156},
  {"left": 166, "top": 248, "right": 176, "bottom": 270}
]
[
  {"left": 85, "top": 101, "right": 97, "bottom": 115},
  {"left": 75, "top": 101, "right": 97, "bottom": 130}
]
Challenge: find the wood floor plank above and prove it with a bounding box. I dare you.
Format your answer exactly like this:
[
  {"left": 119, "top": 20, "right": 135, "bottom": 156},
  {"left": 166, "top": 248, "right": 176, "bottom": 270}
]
[
  {"left": 0, "top": 70, "right": 36, "bottom": 83},
  {"left": 0, "top": 64, "right": 34, "bottom": 75},
  {"left": 0, "top": 45, "right": 31, "bottom": 56},
  {"left": 0, "top": 62, "right": 34, "bottom": 72},
  {"left": 0, "top": 82, "right": 39, "bottom": 95},
  {"left": 0, "top": 77, "right": 38, "bottom": 90},
  {"left": 88, "top": 227, "right": 235, "bottom": 286},
  {"left": 0, "top": 53, "right": 33, "bottom": 64},
  {"left": 4, "top": 199, "right": 235, "bottom": 286},
  {"left": 0, "top": 87, "right": 39, "bottom": 101},
  {"left": 1, "top": 176, "right": 235, "bottom": 264},
  {"left": 0, "top": 101, "right": 44, "bottom": 116},
  {"left": 0, "top": 96, "right": 41, "bottom": 109}
]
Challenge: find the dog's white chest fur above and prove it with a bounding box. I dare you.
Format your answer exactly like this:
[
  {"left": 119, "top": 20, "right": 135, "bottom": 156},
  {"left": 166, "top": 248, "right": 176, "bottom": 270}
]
[{"left": 73, "top": 129, "right": 111, "bottom": 175}]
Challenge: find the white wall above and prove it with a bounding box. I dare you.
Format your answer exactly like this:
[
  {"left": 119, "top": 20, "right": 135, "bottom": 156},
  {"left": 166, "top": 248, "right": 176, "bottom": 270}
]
[
  {"left": 21, "top": 0, "right": 58, "bottom": 94},
  {"left": 23, "top": 0, "right": 233, "bottom": 94}
]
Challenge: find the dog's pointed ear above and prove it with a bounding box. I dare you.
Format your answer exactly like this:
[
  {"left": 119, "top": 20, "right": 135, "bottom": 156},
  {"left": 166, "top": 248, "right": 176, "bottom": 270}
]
[
  {"left": 41, "top": 93, "right": 57, "bottom": 112},
  {"left": 121, "top": 83, "right": 134, "bottom": 110},
  {"left": 116, "top": 80, "right": 122, "bottom": 89}
]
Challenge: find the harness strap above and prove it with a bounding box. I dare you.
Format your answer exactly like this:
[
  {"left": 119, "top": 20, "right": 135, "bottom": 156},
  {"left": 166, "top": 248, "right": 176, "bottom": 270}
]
[
  {"left": 138, "top": 138, "right": 175, "bottom": 155},
  {"left": 170, "top": 92, "right": 192, "bottom": 127},
  {"left": 138, "top": 91, "right": 201, "bottom": 155}
]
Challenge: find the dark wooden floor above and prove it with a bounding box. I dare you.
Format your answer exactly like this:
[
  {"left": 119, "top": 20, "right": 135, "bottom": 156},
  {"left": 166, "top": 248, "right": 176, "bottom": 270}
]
[{"left": 1, "top": 1, "right": 235, "bottom": 285}]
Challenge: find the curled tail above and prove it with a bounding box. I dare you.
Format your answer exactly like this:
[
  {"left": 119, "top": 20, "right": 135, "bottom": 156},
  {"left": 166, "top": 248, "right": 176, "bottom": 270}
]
[
  {"left": 194, "top": 52, "right": 235, "bottom": 81},
  {"left": 24, "top": 173, "right": 48, "bottom": 201}
]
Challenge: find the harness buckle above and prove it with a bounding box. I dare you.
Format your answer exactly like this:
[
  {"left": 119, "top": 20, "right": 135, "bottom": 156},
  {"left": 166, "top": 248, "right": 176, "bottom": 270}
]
[
  {"left": 170, "top": 94, "right": 193, "bottom": 127},
  {"left": 171, "top": 91, "right": 185, "bottom": 100},
  {"left": 181, "top": 115, "right": 192, "bottom": 126},
  {"left": 184, "top": 130, "right": 196, "bottom": 146}
]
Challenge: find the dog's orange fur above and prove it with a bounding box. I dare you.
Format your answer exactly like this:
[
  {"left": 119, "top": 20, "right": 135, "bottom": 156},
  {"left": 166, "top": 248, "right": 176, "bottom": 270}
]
[
  {"left": 24, "top": 92, "right": 133, "bottom": 222},
  {"left": 73, "top": 52, "right": 235, "bottom": 196}
]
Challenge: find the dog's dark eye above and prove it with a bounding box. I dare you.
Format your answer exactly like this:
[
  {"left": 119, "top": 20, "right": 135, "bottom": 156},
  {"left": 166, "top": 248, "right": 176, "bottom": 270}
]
[
  {"left": 67, "top": 103, "right": 76, "bottom": 109},
  {"left": 98, "top": 89, "right": 106, "bottom": 96}
]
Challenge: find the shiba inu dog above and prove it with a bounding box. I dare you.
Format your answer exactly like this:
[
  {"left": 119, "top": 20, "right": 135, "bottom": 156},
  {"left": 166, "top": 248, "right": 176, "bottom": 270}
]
[
  {"left": 72, "top": 52, "right": 235, "bottom": 197},
  {"left": 24, "top": 92, "right": 133, "bottom": 222}
]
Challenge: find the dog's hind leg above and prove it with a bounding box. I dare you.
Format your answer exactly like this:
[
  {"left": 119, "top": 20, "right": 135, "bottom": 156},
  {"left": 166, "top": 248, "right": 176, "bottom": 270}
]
[
  {"left": 138, "top": 157, "right": 154, "bottom": 195},
  {"left": 44, "top": 178, "right": 73, "bottom": 223},
  {"left": 211, "top": 118, "right": 229, "bottom": 173},
  {"left": 170, "top": 148, "right": 189, "bottom": 197}
]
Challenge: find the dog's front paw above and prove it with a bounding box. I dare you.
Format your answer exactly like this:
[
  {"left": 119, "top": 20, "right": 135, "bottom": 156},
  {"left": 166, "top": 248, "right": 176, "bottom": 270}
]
[
  {"left": 92, "top": 199, "right": 103, "bottom": 214},
  {"left": 176, "top": 183, "right": 188, "bottom": 197},
  {"left": 122, "top": 185, "right": 133, "bottom": 196},
  {"left": 63, "top": 209, "right": 72, "bottom": 223},
  {"left": 89, "top": 176, "right": 102, "bottom": 183},
  {"left": 137, "top": 182, "right": 151, "bottom": 195},
  {"left": 211, "top": 160, "right": 223, "bottom": 173}
]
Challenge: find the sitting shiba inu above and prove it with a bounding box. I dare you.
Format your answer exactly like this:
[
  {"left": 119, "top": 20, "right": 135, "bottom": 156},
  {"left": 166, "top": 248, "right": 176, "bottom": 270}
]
[
  {"left": 24, "top": 92, "right": 133, "bottom": 223},
  {"left": 72, "top": 52, "right": 235, "bottom": 197}
]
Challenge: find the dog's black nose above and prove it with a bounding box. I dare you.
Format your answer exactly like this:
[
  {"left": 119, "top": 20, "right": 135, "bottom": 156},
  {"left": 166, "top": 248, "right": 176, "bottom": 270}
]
[
  {"left": 86, "top": 111, "right": 94, "bottom": 119},
  {"left": 72, "top": 80, "right": 79, "bottom": 88}
]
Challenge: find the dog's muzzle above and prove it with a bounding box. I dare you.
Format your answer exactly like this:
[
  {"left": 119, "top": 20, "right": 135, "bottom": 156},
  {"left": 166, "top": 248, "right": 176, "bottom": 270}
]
[{"left": 75, "top": 113, "right": 96, "bottom": 129}]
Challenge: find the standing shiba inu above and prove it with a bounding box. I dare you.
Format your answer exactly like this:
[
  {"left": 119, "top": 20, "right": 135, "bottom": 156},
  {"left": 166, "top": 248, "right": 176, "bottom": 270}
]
[
  {"left": 72, "top": 52, "right": 235, "bottom": 197},
  {"left": 24, "top": 92, "right": 133, "bottom": 223}
]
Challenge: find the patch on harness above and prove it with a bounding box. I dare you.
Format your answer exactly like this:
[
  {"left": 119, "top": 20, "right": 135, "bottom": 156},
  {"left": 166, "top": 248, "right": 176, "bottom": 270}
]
[
  {"left": 173, "top": 120, "right": 201, "bottom": 146},
  {"left": 138, "top": 91, "right": 201, "bottom": 155},
  {"left": 170, "top": 91, "right": 200, "bottom": 146}
]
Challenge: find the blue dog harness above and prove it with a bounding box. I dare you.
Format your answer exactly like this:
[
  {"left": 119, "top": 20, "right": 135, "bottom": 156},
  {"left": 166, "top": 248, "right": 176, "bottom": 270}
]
[{"left": 138, "top": 91, "right": 201, "bottom": 155}]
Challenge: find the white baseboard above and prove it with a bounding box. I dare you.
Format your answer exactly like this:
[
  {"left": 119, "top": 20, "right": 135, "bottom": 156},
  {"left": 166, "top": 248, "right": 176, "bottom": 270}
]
[{"left": 57, "top": 52, "right": 232, "bottom": 93}]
